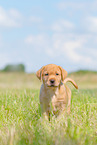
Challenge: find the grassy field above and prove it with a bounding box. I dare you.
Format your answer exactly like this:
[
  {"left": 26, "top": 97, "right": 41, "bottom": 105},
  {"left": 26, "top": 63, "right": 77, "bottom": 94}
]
[{"left": 0, "top": 71, "right": 97, "bottom": 145}]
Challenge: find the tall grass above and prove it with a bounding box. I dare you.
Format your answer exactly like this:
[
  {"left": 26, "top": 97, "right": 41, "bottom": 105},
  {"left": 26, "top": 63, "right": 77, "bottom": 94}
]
[
  {"left": 0, "top": 72, "right": 97, "bottom": 144},
  {"left": 0, "top": 88, "right": 97, "bottom": 145}
]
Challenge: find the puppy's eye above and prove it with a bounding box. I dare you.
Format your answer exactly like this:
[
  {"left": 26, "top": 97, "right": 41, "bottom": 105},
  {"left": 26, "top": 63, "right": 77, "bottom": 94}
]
[
  {"left": 45, "top": 73, "right": 48, "bottom": 76},
  {"left": 56, "top": 73, "right": 59, "bottom": 75}
]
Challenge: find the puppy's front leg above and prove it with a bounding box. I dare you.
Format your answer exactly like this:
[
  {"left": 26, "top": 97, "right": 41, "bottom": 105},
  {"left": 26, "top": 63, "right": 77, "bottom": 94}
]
[{"left": 40, "top": 103, "right": 50, "bottom": 120}]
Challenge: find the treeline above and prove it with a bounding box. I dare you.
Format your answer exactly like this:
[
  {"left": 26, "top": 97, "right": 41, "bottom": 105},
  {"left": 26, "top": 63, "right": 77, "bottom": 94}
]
[{"left": 1, "top": 64, "right": 25, "bottom": 72}]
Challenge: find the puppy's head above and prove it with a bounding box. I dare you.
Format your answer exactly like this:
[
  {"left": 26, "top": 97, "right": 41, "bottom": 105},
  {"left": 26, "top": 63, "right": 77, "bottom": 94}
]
[{"left": 36, "top": 64, "right": 67, "bottom": 87}]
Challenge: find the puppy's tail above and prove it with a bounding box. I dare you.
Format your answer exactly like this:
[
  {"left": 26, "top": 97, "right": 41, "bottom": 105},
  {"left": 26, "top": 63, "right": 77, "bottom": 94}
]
[{"left": 63, "top": 78, "right": 78, "bottom": 89}]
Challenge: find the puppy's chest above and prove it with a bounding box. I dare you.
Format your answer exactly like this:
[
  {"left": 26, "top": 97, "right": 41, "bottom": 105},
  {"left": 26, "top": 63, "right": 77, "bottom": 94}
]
[
  {"left": 51, "top": 91, "right": 67, "bottom": 115},
  {"left": 52, "top": 93, "right": 66, "bottom": 106}
]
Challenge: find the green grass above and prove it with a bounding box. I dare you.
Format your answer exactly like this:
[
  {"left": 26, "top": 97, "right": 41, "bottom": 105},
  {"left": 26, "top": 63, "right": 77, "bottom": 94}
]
[
  {"left": 0, "top": 72, "right": 97, "bottom": 144},
  {"left": 0, "top": 88, "right": 97, "bottom": 145}
]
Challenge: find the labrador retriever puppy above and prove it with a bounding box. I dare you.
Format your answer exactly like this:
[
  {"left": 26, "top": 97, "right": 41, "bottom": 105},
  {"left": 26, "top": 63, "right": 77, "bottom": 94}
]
[{"left": 36, "top": 64, "right": 78, "bottom": 120}]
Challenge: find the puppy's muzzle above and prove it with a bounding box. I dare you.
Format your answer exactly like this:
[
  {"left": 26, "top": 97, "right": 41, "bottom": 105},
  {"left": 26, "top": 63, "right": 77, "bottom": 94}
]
[{"left": 50, "top": 79, "right": 55, "bottom": 87}]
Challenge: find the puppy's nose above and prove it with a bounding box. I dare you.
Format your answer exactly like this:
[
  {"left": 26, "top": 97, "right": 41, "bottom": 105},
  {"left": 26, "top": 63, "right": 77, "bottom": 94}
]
[{"left": 50, "top": 79, "right": 55, "bottom": 84}]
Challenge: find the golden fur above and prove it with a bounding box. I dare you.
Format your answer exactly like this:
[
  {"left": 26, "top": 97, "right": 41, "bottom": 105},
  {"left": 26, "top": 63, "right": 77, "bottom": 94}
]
[{"left": 36, "top": 64, "right": 78, "bottom": 119}]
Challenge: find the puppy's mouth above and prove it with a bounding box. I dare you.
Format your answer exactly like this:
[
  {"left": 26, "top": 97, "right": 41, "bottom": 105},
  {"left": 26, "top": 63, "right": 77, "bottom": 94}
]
[
  {"left": 47, "top": 84, "right": 59, "bottom": 87},
  {"left": 48, "top": 85, "right": 56, "bottom": 87}
]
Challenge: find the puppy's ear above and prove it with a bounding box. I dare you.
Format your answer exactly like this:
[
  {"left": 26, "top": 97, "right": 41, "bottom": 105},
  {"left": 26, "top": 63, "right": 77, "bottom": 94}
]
[
  {"left": 36, "top": 67, "right": 44, "bottom": 81},
  {"left": 59, "top": 66, "right": 67, "bottom": 81}
]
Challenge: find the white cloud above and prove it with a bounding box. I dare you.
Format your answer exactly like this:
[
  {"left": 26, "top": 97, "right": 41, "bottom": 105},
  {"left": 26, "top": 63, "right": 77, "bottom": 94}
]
[
  {"left": 25, "top": 32, "right": 94, "bottom": 65},
  {"left": 25, "top": 34, "right": 49, "bottom": 49},
  {"left": 29, "top": 16, "right": 43, "bottom": 23},
  {"left": 62, "top": 40, "right": 83, "bottom": 62},
  {"left": 9, "top": 9, "right": 22, "bottom": 19},
  {"left": 25, "top": 35, "right": 34, "bottom": 44},
  {"left": 85, "top": 16, "right": 97, "bottom": 33},
  {"left": 51, "top": 33, "right": 97, "bottom": 67},
  {"left": 0, "top": 7, "right": 22, "bottom": 27},
  {"left": 51, "top": 19, "right": 74, "bottom": 32},
  {"left": 57, "top": 2, "right": 84, "bottom": 11},
  {"left": 25, "top": 34, "right": 45, "bottom": 45},
  {"left": 57, "top": 1, "right": 97, "bottom": 12},
  {"left": 45, "top": 33, "right": 88, "bottom": 63}
]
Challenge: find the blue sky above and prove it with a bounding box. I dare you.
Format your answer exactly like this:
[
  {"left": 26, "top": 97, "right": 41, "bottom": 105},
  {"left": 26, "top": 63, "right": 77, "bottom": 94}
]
[{"left": 0, "top": 0, "right": 97, "bottom": 72}]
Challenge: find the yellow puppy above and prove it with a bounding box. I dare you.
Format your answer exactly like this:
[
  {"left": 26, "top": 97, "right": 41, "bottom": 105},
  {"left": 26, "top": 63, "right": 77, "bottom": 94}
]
[{"left": 36, "top": 64, "right": 78, "bottom": 119}]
